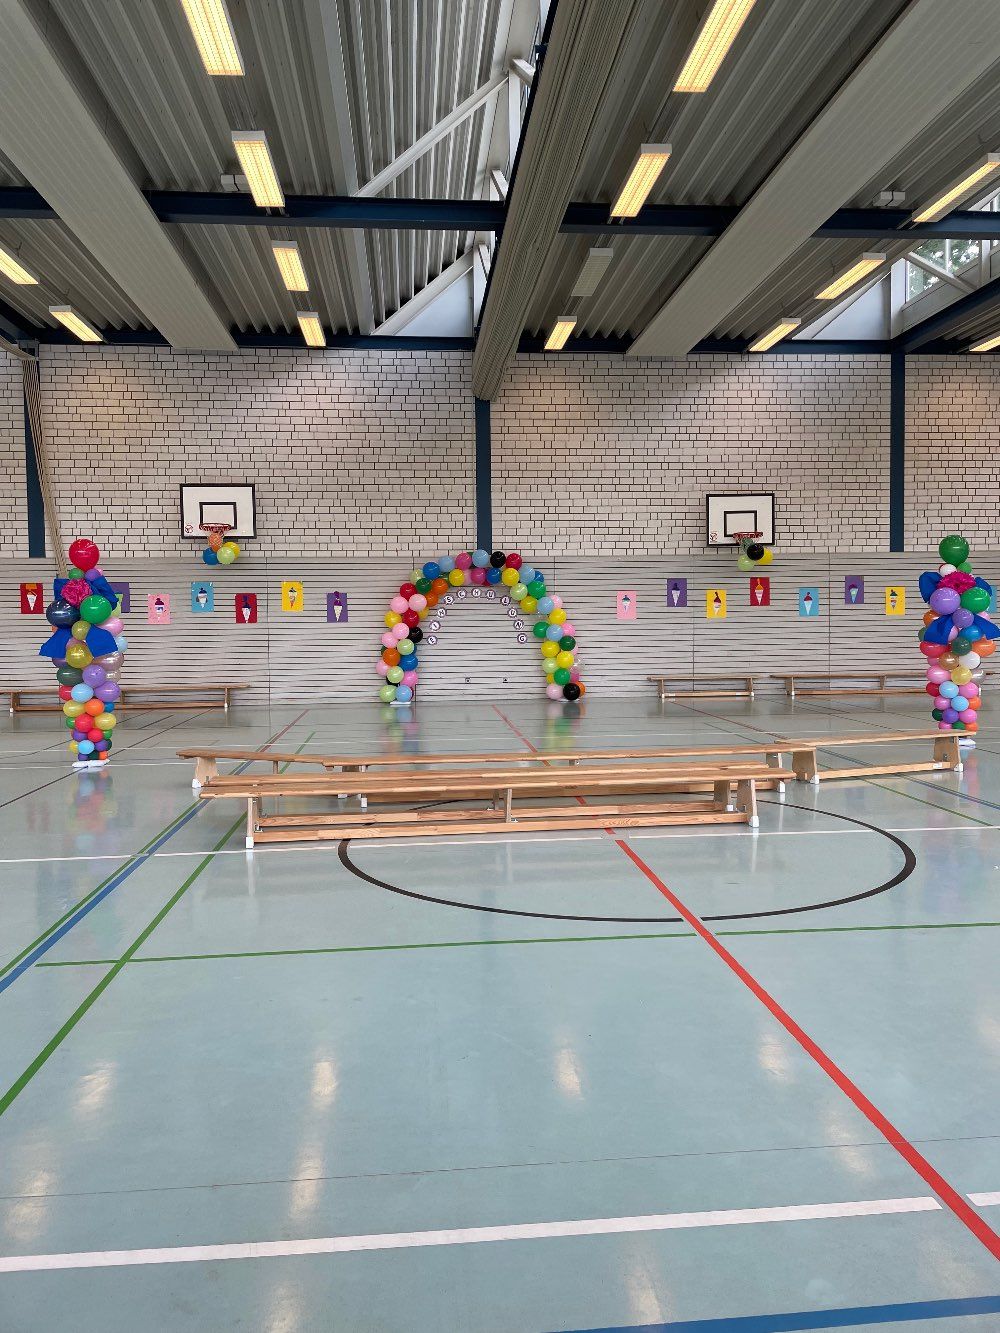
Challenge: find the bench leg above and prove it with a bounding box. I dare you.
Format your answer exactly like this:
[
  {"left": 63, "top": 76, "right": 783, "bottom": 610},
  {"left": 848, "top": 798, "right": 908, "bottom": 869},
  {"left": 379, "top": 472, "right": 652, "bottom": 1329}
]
[
  {"left": 192, "top": 756, "right": 217, "bottom": 789},
  {"left": 246, "top": 796, "right": 257, "bottom": 850},
  {"left": 9, "top": 691, "right": 17, "bottom": 716},
  {"left": 713, "top": 780, "right": 733, "bottom": 812},
  {"left": 765, "top": 750, "right": 787, "bottom": 795},
  {"left": 934, "top": 734, "right": 962, "bottom": 772},
  {"left": 272, "top": 760, "right": 280, "bottom": 775},
  {"left": 792, "top": 748, "right": 818, "bottom": 784},
  {"left": 658, "top": 682, "right": 666, "bottom": 703},
  {"left": 224, "top": 687, "right": 231, "bottom": 712},
  {"left": 736, "top": 778, "right": 759, "bottom": 828},
  {"left": 503, "top": 787, "right": 513, "bottom": 821}
]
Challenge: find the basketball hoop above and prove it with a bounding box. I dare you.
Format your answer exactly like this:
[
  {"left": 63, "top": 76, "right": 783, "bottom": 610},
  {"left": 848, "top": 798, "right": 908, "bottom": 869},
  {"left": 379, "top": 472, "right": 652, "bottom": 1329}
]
[
  {"left": 731, "top": 530, "right": 763, "bottom": 555},
  {"left": 198, "top": 522, "right": 240, "bottom": 567}
]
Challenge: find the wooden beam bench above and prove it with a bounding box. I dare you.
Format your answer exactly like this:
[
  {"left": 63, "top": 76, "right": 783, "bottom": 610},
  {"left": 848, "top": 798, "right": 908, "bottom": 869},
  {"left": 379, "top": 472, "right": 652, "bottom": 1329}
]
[
  {"left": 196, "top": 761, "right": 776, "bottom": 846},
  {"left": 2, "top": 682, "right": 248, "bottom": 715},
  {"left": 648, "top": 673, "right": 756, "bottom": 701},
  {"left": 781, "top": 730, "right": 963, "bottom": 783},
  {"left": 771, "top": 671, "right": 965, "bottom": 699}
]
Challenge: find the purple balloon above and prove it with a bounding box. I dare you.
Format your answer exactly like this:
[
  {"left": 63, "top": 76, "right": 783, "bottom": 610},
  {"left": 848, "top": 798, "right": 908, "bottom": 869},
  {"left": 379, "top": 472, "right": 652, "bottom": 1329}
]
[
  {"left": 942, "top": 707, "right": 959, "bottom": 724},
  {"left": 72, "top": 729, "right": 88, "bottom": 742},
  {"left": 95, "top": 652, "right": 123, "bottom": 670},
  {"left": 85, "top": 568, "right": 101, "bottom": 582},
  {"left": 82, "top": 664, "right": 107, "bottom": 688},
  {"left": 95, "top": 681, "right": 121, "bottom": 703},
  {"left": 929, "top": 586, "right": 960, "bottom": 615},
  {"left": 952, "top": 607, "right": 974, "bottom": 629}
]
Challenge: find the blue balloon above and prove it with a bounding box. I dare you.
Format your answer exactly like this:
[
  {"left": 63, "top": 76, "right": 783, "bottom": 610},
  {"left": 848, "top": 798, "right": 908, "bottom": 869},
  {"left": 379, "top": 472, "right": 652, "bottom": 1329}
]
[
  {"left": 400, "top": 654, "right": 418, "bottom": 671},
  {"left": 77, "top": 739, "right": 95, "bottom": 755},
  {"left": 965, "top": 625, "right": 984, "bottom": 642},
  {"left": 71, "top": 683, "right": 94, "bottom": 702},
  {"left": 537, "top": 596, "right": 555, "bottom": 615},
  {"left": 546, "top": 624, "right": 563, "bottom": 640},
  {"left": 438, "top": 555, "right": 455, "bottom": 573},
  {"left": 422, "top": 561, "right": 440, "bottom": 580},
  {"left": 115, "top": 635, "right": 128, "bottom": 652},
  {"left": 952, "top": 694, "right": 970, "bottom": 712},
  {"left": 485, "top": 567, "right": 502, "bottom": 584},
  {"left": 472, "top": 549, "right": 490, "bottom": 568},
  {"left": 202, "top": 548, "right": 219, "bottom": 565},
  {"left": 395, "top": 685, "right": 413, "bottom": 703},
  {"left": 940, "top": 681, "right": 959, "bottom": 699},
  {"left": 519, "top": 566, "right": 536, "bottom": 585}
]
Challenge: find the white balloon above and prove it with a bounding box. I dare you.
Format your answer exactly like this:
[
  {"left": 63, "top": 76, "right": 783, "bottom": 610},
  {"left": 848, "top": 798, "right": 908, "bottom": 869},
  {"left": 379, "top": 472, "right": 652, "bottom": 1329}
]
[
  {"left": 959, "top": 652, "right": 981, "bottom": 669},
  {"left": 939, "top": 563, "right": 957, "bottom": 575}
]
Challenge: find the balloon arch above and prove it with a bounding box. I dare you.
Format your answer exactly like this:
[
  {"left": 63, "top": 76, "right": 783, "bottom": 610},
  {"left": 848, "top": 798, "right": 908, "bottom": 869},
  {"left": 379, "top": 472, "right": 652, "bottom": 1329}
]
[{"left": 377, "top": 550, "right": 583, "bottom": 703}]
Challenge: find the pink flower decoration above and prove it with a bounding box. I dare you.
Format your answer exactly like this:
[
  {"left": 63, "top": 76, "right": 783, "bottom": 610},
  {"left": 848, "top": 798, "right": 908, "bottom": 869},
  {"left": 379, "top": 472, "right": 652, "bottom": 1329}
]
[
  {"left": 61, "top": 578, "right": 90, "bottom": 606},
  {"left": 938, "top": 571, "right": 975, "bottom": 592}
]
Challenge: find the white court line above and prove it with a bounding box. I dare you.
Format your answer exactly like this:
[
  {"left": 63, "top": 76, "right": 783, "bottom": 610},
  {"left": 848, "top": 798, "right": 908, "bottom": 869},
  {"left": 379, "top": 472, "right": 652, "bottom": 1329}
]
[
  {"left": 969, "top": 1191, "right": 1000, "bottom": 1206},
  {"left": 0, "top": 1195, "right": 941, "bottom": 1273}
]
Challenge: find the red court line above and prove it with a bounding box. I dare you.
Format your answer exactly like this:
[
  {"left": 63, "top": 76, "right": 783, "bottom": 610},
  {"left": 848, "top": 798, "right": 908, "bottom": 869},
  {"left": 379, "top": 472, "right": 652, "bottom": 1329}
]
[{"left": 489, "top": 704, "right": 1000, "bottom": 1261}]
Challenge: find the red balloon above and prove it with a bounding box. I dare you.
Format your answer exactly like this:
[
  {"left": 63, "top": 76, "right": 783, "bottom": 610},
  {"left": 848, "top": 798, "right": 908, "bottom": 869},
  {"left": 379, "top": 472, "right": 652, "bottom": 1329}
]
[
  {"left": 505, "top": 553, "right": 523, "bottom": 569},
  {"left": 68, "top": 538, "right": 100, "bottom": 571},
  {"left": 919, "top": 641, "right": 946, "bottom": 658},
  {"left": 925, "top": 683, "right": 938, "bottom": 696},
  {"left": 402, "top": 609, "right": 420, "bottom": 628},
  {"left": 87, "top": 728, "right": 103, "bottom": 743},
  {"left": 399, "top": 583, "right": 416, "bottom": 599},
  {"left": 58, "top": 686, "right": 72, "bottom": 701}
]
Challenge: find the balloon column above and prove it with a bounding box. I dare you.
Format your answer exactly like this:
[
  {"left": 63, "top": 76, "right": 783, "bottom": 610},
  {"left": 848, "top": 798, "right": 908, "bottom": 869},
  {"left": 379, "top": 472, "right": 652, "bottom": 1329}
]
[
  {"left": 918, "top": 533, "right": 997, "bottom": 741},
  {"left": 38, "top": 538, "right": 126, "bottom": 766},
  {"left": 377, "top": 551, "right": 584, "bottom": 703}
]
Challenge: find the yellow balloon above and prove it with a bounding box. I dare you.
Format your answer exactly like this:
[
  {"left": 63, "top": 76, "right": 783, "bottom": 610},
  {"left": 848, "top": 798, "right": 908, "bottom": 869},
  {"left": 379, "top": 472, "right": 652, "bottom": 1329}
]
[
  {"left": 409, "top": 569, "right": 423, "bottom": 584},
  {"left": 66, "top": 641, "right": 92, "bottom": 669},
  {"left": 448, "top": 568, "right": 465, "bottom": 586},
  {"left": 501, "top": 567, "right": 518, "bottom": 586},
  {"left": 227, "top": 542, "right": 241, "bottom": 557},
  {"left": 63, "top": 701, "right": 85, "bottom": 718},
  {"left": 522, "top": 596, "right": 537, "bottom": 614},
  {"left": 555, "top": 650, "right": 575, "bottom": 670},
  {"left": 541, "top": 640, "right": 559, "bottom": 658},
  {"left": 548, "top": 608, "right": 567, "bottom": 625},
  {"left": 71, "top": 620, "right": 90, "bottom": 641},
  {"left": 385, "top": 611, "right": 402, "bottom": 628},
  {"left": 952, "top": 666, "right": 973, "bottom": 685},
  {"left": 757, "top": 549, "right": 774, "bottom": 565}
]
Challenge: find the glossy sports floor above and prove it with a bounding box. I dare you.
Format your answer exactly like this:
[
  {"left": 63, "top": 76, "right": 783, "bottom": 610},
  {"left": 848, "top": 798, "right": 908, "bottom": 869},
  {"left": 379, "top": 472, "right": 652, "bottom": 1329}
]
[{"left": 0, "top": 694, "right": 998, "bottom": 1333}]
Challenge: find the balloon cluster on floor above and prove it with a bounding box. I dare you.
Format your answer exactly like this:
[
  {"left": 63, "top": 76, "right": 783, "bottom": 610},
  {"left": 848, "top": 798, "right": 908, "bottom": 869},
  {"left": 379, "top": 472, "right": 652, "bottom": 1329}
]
[
  {"left": 377, "top": 551, "right": 583, "bottom": 704},
  {"left": 38, "top": 539, "right": 126, "bottom": 765},
  {"left": 918, "top": 533, "right": 997, "bottom": 738}
]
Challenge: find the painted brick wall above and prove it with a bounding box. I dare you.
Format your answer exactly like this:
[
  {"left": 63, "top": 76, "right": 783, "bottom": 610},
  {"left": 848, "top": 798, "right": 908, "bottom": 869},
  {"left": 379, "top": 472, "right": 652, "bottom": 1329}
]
[
  {"left": 491, "top": 354, "right": 889, "bottom": 555},
  {"left": 0, "top": 351, "right": 24, "bottom": 558},
  {"left": 36, "top": 345, "right": 476, "bottom": 556},
  {"left": 906, "top": 357, "right": 1000, "bottom": 549}
]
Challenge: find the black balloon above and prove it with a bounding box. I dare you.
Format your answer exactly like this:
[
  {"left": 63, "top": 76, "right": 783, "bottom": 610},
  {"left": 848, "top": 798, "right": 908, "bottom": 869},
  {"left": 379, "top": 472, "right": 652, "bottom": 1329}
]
[
  {"left": 563, "top": 682, "right": 581, "bottom": 701},
  {"left": 56, "top": 665, "right": 83, "bottom": 686},
  {"left": 409, "top": 625, "right": 423, "bottom": 643},
  {"left": 489, "top": 551, "right": 507, "bottom": 568},
  {"left": 746, "top": 543, "right": 765, "bottom": 562},
  {"left": 46, "top": 598, "right": 79, "bottom": 627}
]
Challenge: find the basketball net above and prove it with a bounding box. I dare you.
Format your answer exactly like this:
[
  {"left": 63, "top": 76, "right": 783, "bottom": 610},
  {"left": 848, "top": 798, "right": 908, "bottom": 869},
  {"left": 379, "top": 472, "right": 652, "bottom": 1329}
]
[{"left": 730, "top": 530, "right": 763, "bottom": 556}]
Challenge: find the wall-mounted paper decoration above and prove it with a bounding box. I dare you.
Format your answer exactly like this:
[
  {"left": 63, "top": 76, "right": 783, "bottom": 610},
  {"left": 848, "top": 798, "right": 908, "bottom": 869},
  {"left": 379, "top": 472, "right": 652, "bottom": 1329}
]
[
  {"left": 844, "top": 576, "right": 864, "bottom": 605},
  {"left": 235, "top": 593, "right": 258, "bottom": 624},
  {"left": 191, "top": 582, "right": 214, "bottom": 613},
  {"left": 108, "top": 582, "right": 130, "bottom": 614},
  {"left": 147, "top": 593, "right": 170, "bottom": 625},
  {"left": 798, "top": 587, "right": 819, "bottom": 618},
  {"left": 19, "top": 582, "right": 43, "bottom": 614},
  {"left": 616, "top": 590, "right": 637, "bottom": 620},
  {"left": 706, "top": 589, "right": 726, "bottom": 619},
  {"left": 885, "top": 586, "right": 905, "bottom": 616},
  {"left": 327, "top": 591, "right": 349, "bottom": 623},
  {"left": 665, "top": 578, "right": 687, "bottom": 608},
  {"left": 749, "top": 576, "right": 770, "bottom": 607},
  {"left": 281, "top": 580, "right": 303, "bottom": 612}
]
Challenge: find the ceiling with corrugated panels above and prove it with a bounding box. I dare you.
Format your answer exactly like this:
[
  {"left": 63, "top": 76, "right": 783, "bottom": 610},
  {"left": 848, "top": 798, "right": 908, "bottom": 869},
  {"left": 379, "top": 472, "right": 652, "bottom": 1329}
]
[{"left": 0, "top": 218, "right": 146, "bottom": 330}]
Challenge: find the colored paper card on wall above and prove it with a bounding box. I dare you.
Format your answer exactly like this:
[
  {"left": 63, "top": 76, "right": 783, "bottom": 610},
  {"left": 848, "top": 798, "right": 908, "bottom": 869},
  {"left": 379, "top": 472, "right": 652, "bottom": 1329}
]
[
  {"left": 798, "top": 587, "right": 819, "bottom": 618},
  {"left": 706, "top": 589, "right": 726, "bottom": 619},
  {"left": 749, "top": 576, "right": 770, "bottom": 607},
  {"left": 885, "top": 586, "right": 905, "bottom": 616},
  {"left": 281, "top": 580, "right": 303, "bottom": 612},
  {"left": 191, "top": 581, "right": 215, "bottom": 613},
  {"left": 108, "top": 582, "right": 130, "bottom": 613},
  {"left": 147, "top": 593, "right": 170, "bottom": 625},
  {"left": 616, "top": 590, "right": 637, "bottom": 620},
  {"left": 327, "top": 591, "right": 349, "bottom": 623},
  {"left": 19, "top": 582, "right": 43, "bottom": 614},
  {"left": 844, "top": 576, "right": 864, "bottom": 605},
  {"left": 235, "top": 592, "right": 257, "bottom": 624},
  {"left": 665, "top": 578, "right": 687, "bottom": 608}
]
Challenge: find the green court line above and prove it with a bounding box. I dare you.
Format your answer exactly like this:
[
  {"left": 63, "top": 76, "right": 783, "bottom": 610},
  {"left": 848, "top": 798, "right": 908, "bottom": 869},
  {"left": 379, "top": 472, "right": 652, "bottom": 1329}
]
[{"left": 34, "top": 918, "right": 1000, "bottom": 969}]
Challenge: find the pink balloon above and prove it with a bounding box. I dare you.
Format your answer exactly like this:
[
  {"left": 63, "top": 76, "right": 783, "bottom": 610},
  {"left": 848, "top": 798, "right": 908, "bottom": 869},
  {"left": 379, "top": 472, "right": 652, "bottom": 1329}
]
[
  {"left": 381, "top": 631, "right": 396, "bottom": 649},
  {"left": 959, "top": 682, "right": 979, "bottom": 699},
  {"left": 546, "top": 683, "right": 563, "bottom": 700},
  {"left": 470, "top": 567, "right": 487, "bottom": 585},
  {"left": 948, "top": 627, "right": 958, "bottom": 641},
  {"left": 938, "top": 721, "right": 952, "bottom": 731},
  {"left": 455, "top": 551, "right": 473, "bottom": 570},
  {"left": 392, "top": 622, "right": 409, "bottom": 640},
  {"left": 550, "top": 595, "right": 563, "bottom": 609},
  {"left": 934, "top": 695, "right": 949, "bottom": 710},
  {"left": 569, "top": 668, "right": 581, "bottom": 682},
  {"left": 376, "top": 660, "right": 389, "bottom": 677},
  {"left": 926, "top": 666, "right": 949, "bottom": 684},
  {"left": 561, "top": 622, "right": 576, "bottom": 637},
  {"left": 390, "top": 595, "right": 408, "bottom": 615},
  {"left": 408, "top": 593, "right": 427, "bottom": 611},
  {"left": 402, "top": 670, "right": 418, "bottom": 687}
]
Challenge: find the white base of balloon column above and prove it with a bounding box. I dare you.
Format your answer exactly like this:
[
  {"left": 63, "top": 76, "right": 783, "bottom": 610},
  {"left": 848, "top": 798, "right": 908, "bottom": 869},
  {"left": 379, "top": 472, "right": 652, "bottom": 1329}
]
[
  {"left": 72, "top": 759, "right": 110, "bottom": 770},
  {"left": 958, "top": 737, "right": 977, "bottom": 748}
]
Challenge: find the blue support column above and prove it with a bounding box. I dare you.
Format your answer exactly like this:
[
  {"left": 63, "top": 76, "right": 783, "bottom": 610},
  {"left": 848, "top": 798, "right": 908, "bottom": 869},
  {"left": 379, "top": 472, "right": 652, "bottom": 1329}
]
[
  {"left": 23, "top": 389, "right": 45, "bottom": 558},
  {"left": 889, "top": 351, "right": 905, "bottom": 552},
  {"left": 474, "top": 396, "right": 492, "bottom": 551}
]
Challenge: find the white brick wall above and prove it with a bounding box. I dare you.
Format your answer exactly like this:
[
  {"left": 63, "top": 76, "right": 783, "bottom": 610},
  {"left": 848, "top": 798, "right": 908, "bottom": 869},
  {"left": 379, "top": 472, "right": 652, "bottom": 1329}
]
[
  {"left": 906, "top": 357, "right": 1000, "bottom": 550},
  {"left": 36, "top": 345, "right": 476, "bottom": 556},
  {"left": 492, "top": 354, "right": 889, "bottom": 555},
  {"left": 0, "top": 351, "right": 24, "bottom": 557}
]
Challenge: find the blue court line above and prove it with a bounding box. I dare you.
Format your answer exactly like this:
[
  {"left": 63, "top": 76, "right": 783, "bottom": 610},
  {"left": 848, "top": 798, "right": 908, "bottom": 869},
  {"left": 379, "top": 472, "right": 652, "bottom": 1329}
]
[{"left": 563, "top": 1293, "right": 1000, "bottom": 1331}]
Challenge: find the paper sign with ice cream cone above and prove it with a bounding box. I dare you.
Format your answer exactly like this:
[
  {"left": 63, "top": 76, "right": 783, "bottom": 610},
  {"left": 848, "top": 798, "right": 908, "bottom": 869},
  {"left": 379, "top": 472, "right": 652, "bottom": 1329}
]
[
  {"left": 191, "top": 581, "right": 214, "bottom": 613},
  {"left": 616, "top": 590, "right": 637, "bottom": 620},
  {"left": 706, "top": 589, "right": 726, "bottom": 619},
  {"left": 665, "top": 578, "right": 687, "bottom": 608},
  {"left": 798, "top": 587, "right": 819, "bottom": 618},
  {"left": 235, "top": 593, "right": 257, "bottom": 624},
  {"left": 885, "top": 586, "right": 905, "bottom": 615},
  {"left": 19, "top": 582, "right": 43, "bottom": 614},
  {"left": 327, "top": 591, "right": 349, "bottom": 623},
  {"left": 844, "top": 576, "right": 864, "bottom": 605},
  {"left": 281, "top": 581, "right": 303, "bottom": 612},
  {"left": 749, "top": 576, "right": 770, "bottom": 607},
  {"left": 147, "top": 593, "right": 170, "bottom": 624}
]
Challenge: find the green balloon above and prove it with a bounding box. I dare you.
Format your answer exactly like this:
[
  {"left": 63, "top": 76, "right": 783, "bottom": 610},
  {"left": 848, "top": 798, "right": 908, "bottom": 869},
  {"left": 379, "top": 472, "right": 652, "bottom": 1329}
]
[
  {"left": 938, "top": 534, "right": 969, "bottom": 565},
  {"left": 931, "top": 708, "right": 943, "bottom": 721},
  {"left": 952, "top": 635, "right": 973, "bottom": 657},
  {"left": 65, "top": 715, "right": 77, "bottom": 728},
  {"left": 387, "top": 666, "right": 404, "bottom": 684},
  {"left": 960, "top": 586, "right": 990, "bottom": 614},
  {"left": 553, "top": 667, "right": 571, "bottom": 686},
  {"left": 397, "top": 639, "right": 414, "bottom": 655},
  {"left": 56, "top": 665, "right": 83, "bottom": 686},
  {"left": 957, "top": 560, "right": 973, "bottom": 573},
  {"left": 737, "top": 554, "right": 755, "bottom": 572},
  {"left": 67, "top": 565, "right": 85, "bottom": 579},
  {"left": 415, "top": 577, "right": 432, "bottom": 595},
  {"left": 559, "top": 636, "right": 576, "bottom": 651},
  {"left": 378, "top": 684, "right": 396, "bottom": 703},
  {"left": 527, "top": 580, "right": 546, "bottom": 599},
  {"left": 80, "top": 594, "right": 112, "bottom": 625},
  {"left": 952, "top": 719, "right": 967, "bottom": 731},
  {"left": 532, "top": 621, "right": 548, "bottom": 639}
]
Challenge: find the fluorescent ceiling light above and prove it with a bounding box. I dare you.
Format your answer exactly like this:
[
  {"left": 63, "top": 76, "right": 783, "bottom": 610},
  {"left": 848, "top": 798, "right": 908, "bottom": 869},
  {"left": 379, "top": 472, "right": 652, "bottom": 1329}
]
[
  {"left": 571, "top": 248, "right": 615, "bottom": 299},
  {"left": 297, "top": 311, "right": 326, "bottom": 348},
  {"left": 611, "top": 144, "right": 671, "bottom": 218},
  {"left": 49, "top": 306, "right": 102, "bottom": 343},
  {"left": 272, "top": 241, "right": 309, "bottom": 292},
  {"left": 748, "top": 317, "right": 800, "bottom": 352},
  {"left": 544, "top": 316, "right": 577, "bottom": 350},
  {"left": 969, "top": 331, "right": 1000, "bottom": 352},
  {"left": 0, "top": 245, "right": 38, "bottom": 284},
  {"left": 912, "top": 154, "right": 1000, "bottom": 223},
  {"left": 232, "top": 131, "right": 284, "bottom": 208},
  {"left": 674, "top": 0, "right": 758, "bottom": 93},
  {"left": 815, "top": 252, "right": 886, "bottom": 300},
  {"left": 180, "top": 0, "right": 244, "bottom": 76}
]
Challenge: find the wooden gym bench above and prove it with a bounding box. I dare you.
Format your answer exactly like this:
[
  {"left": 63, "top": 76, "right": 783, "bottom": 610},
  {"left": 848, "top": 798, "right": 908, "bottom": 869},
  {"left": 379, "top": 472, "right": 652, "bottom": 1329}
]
[
  {"left": 2, "top": 682, "right": 248, "bottom": 715},
  {"left": 780, "top": 729, "right": 963, "bottom": 783},
  {"left": 196, "top": 761, "right": 776, "bottom": 846},
  {"left": 647, "top": 673, "right": 756, "bottom": 701},
  {"left": 772, "top": 671, "right": 934, "bottom": 699}
]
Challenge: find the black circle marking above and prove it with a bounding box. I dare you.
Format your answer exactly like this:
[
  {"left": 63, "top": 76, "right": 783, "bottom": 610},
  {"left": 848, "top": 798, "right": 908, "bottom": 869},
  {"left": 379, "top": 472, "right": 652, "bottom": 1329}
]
[{"left": 337, "top": 800, "right": 916, "bottom": 925}]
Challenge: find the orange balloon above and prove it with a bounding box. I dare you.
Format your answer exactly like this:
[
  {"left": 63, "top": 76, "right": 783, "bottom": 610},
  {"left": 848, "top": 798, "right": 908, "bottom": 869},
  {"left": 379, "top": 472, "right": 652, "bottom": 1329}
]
[
  {"left": 84, "top": 698, "right": 105, "bottom": 717},
  {"left": 382, "top": 647, "right": 400, "bottom": 667},
  {"left": 939, "top": 652, "right": 959, "bottom": 669},
  {"left": 424, "top": 591, "right": 439, "bottom": 609},
  {"left": 977, "top": 638, "right": 996, "bottom": 657},
  {"left": 577, "top": 683, "right": 586, "bottom": 695},
  {"left": 967, "top": 695, "right": 982, "bottom": 710},
  {"left": 922, "top": 610, "right": 936, "bottom": 627},
  {"left": 431, "top": 578, "right": 448, "bottom": 594},
  {"left": 964, "top": 722, "right": 978, "bottom": 733},
  {"left": 208, "top": 532, "right": 223, "bottom": 552}
]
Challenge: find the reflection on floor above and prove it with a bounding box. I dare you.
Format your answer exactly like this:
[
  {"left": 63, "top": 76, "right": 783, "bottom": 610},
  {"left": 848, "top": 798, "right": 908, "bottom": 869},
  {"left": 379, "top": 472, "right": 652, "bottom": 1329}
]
[{"left": 1, "top": 695, "right": 999, "bottom": 1331}]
